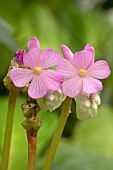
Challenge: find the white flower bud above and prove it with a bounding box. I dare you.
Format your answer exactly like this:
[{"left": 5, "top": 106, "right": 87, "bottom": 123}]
[
  {"left": 75, "top": 93, "right": 101, "bottom": 120},
  {"left": 91, "top": 93, "right": 101, "bottom": 105},
  {"left": 37, "top": 88, "right": 66, "bottom": 112},
  {"left": 45, "top": 93, "right": 55, "bottom": 101},
  {"left": 83, "top": 99, "right": 91, "bottom": 107}
]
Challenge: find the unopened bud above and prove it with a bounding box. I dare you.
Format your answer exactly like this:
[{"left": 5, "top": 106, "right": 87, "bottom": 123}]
[
  {"left": 45, "top": 93, "right": 55, "bottom": 101},
  {"left": 37, "top": 88, "right": 66, "bottom": 112},
  {"left": 91, "top": 93, "right": 101, "bottom": 105},
  {"left": 61, "top": 44, "right": 73, "bottom": 60},
  {"left": 14, "top": 49, "right": 26, "bottom": 65},
  {"left": 75, "top": 93, "right": 101, "bottom": 120}
]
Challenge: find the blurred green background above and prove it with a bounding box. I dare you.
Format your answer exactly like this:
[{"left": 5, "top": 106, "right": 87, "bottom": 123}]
[{"left": 0, "top": 0, "right": 113, "bottom": 169}]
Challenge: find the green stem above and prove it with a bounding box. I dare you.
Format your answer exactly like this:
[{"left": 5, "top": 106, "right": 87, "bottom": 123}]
[
  {"left": 0, "top": 86, "right": 20, "bottom": 170},
  {"left": 27, "top": 131, "right": 37, "bottom": 170},
  {"left": 42, "top": 97, "right": 72, "bottom": 170}
]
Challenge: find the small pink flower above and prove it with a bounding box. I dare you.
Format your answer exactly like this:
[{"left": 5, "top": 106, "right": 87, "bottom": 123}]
[
  {"left": 57, "top": 44, "right": 110, "bottom": 98},
  {"left": 10, "top": 37, "right": 63, "bottom": 99}
]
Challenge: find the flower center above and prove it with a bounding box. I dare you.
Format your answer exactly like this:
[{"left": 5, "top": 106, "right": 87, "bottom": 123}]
[
  {"left": 79, "top": 69, "right": 87, "bottom": 76},
  {"left": 34, "top": 67, "right": 42, "bottom": 73}
]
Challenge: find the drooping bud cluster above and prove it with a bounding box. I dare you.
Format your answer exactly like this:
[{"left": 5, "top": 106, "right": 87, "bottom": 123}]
[
  {"left": 37, "top": 88, "right": 66, "bottom": 112},
  {"left": 75, "top": 93, "right": 101, "bottom": 120}
]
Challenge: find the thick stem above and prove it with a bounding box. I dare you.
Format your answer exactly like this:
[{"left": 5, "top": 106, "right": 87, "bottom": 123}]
[
  {"left": 0, "top": 86, "right": 20, "bottom": 170},
  {"left": 27, "top": 131, "right": 37, "bottom": 170},
  {"left": 42, "top": 97, "right": 71, "bottom": 170}
]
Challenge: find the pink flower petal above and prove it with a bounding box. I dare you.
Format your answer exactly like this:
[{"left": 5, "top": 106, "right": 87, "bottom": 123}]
[
  {"left": 23, "top": 48, "right": 40, "bottom": 68},
  {"left": 73, "top": 50, "right": 94, "bottom": 70},
  {"left": 9, "top": 68, "right": 33, "bottom": 87},
  {"left": 82, "top": 77, "right": 102, "bottom": 95},
  {"left": 28, "top": 76, "right": 47, "bottom": 99},
  {"left": 87, "top": 60, "right": 110, "bottom": 79},
  {"left": 84, "top": 44, "right": 95, "bottom": 56},
  {"left": 61, "top": 44, "right": 73, "bottom": 60},
  {"left": 57, "top": 58, "right": 78, "bottom": 78},
  {"left": 62, "top": 77, "right": 82, "bottom": 98},
  {"left": 40, "top": 70, "right": 63, "bottom": 91},
  {"left": 28, "top": 37, "right": 40, "bottom": 50},
  {"left": 38, "top": 48, "right": 61, "bottom": 69}
]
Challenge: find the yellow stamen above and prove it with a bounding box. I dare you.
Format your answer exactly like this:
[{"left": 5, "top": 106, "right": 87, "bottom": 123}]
[
  {"left": 79, "top": 69, "right": 87, "bottom": 76},
  {"left": 34, "top": 67, "right": 42, "bottom": 73}
]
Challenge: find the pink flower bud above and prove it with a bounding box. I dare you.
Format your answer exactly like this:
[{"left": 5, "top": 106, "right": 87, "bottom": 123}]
[
  {"left": 14, "top": 49, "right": 26, "bottom": 65},
  {"left": 61, "top": 44, "right": 73, "bottom": 60}
]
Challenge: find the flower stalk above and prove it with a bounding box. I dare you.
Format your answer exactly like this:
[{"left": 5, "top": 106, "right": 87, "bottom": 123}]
[
  {"left": 0, "top": 86, "right": 20, "bottom": 170},
  {"left": 21, "top": 101, "right": 41, "bottom": 170},
  {"left": 42, "top": 97, "right": 71, "bottom": 170},
  {"left": 27, "top": 131, "right": 37, "bottom": 170}
]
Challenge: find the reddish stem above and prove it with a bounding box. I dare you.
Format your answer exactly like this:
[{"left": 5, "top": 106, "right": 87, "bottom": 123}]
[{"left": 27, "top": 131, "right": 37, "bottom": 170}]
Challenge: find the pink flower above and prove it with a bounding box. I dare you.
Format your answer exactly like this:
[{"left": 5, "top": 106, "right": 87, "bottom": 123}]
[
  {"left": 10, "top": 37, "right": 63, "bottom": 99},
  {"left": 57, "top": 44, "right": 110, "bottom": 98}
]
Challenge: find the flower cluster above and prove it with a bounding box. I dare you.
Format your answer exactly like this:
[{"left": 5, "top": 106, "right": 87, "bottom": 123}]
[
  {"left": 9, "top": 37, "right": 110, "bottom": 118},
  {"left": 75, "top": 93, "right": 101, "bottom": 120}
]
